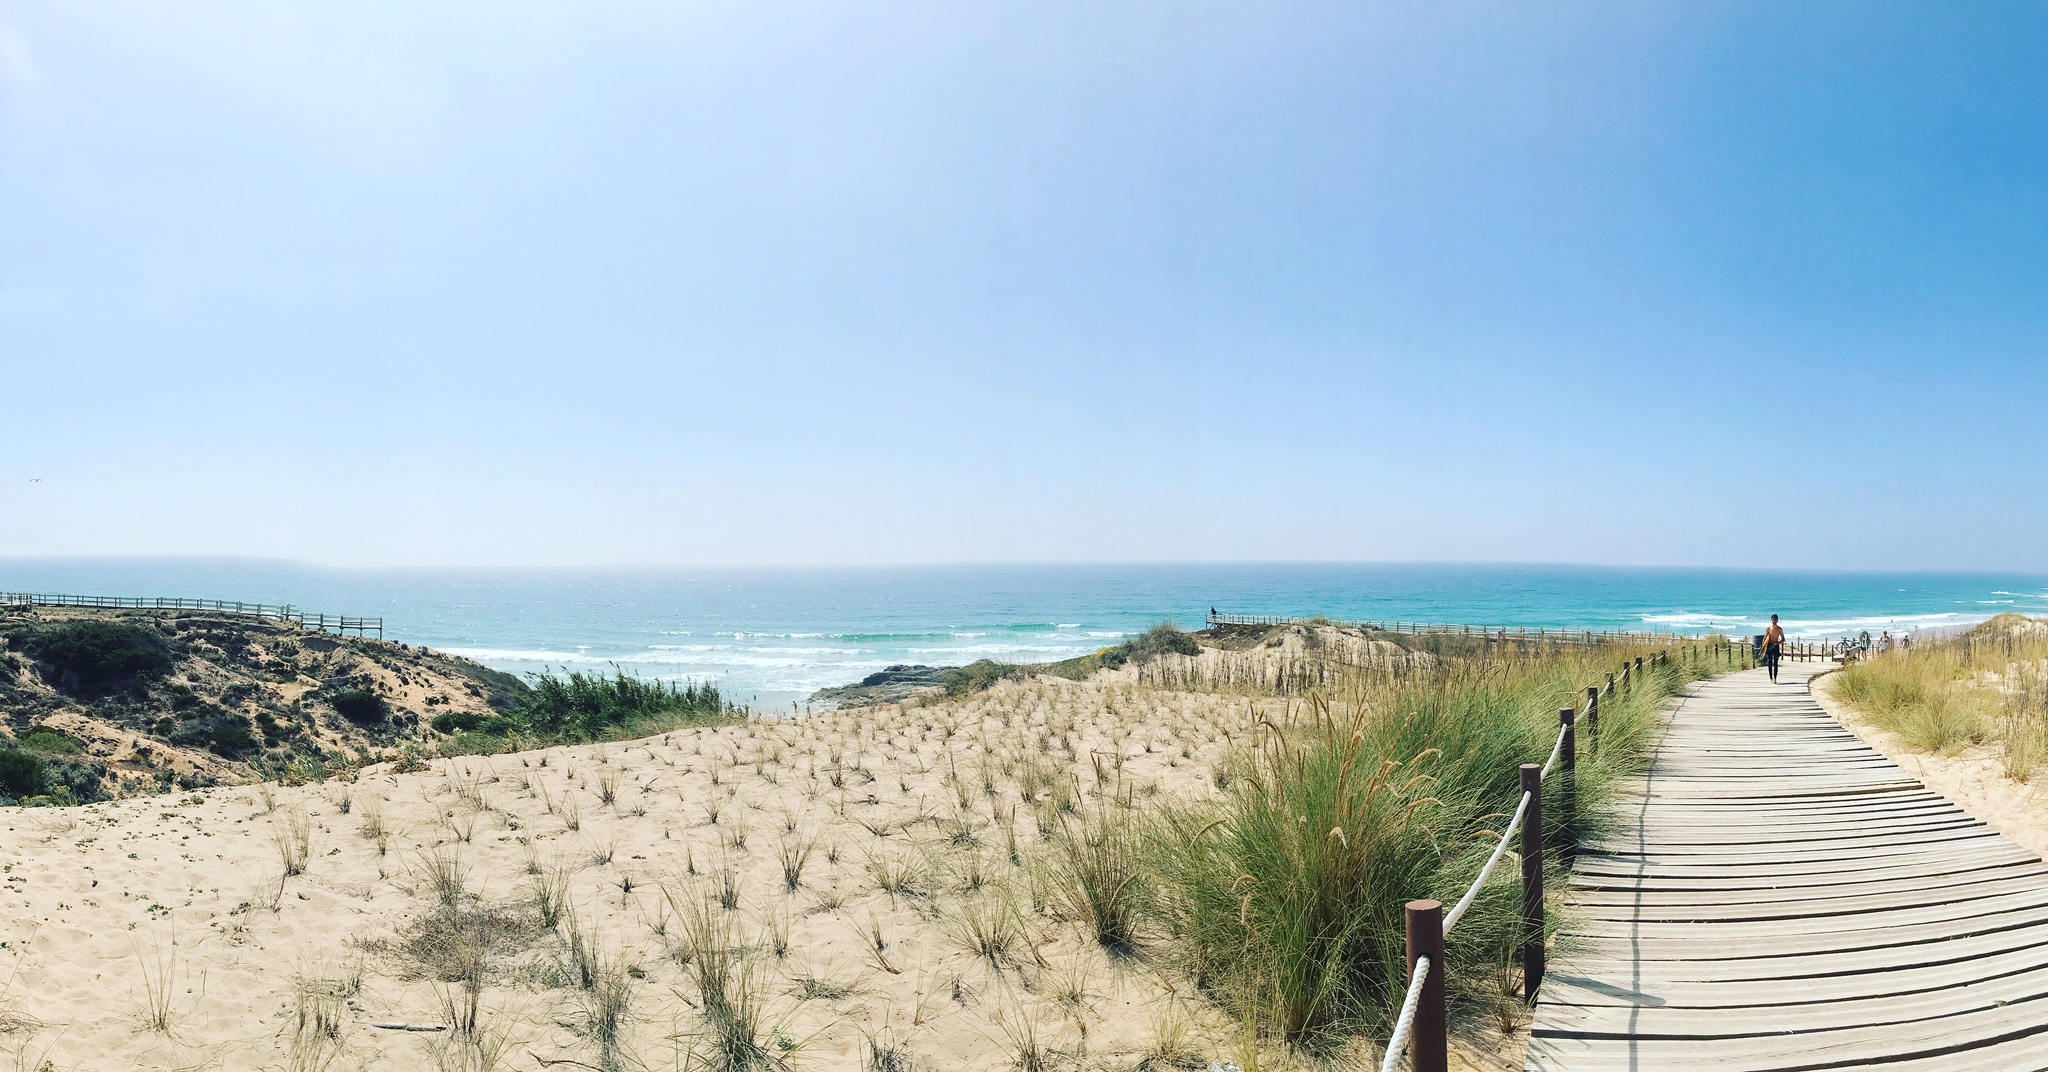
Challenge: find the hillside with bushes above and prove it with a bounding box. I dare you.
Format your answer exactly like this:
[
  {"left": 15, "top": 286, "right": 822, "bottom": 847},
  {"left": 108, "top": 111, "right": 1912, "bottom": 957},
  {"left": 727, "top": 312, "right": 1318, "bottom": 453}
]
[{"left": 0, "top": 606, "right": 527, "bottom": 802}]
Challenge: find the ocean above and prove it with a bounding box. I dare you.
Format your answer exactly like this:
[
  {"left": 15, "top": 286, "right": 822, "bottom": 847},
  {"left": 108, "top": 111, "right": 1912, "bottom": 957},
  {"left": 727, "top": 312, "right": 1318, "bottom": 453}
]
[{"left": 3, "top": 559, "right": 2043, "bottom": 711}]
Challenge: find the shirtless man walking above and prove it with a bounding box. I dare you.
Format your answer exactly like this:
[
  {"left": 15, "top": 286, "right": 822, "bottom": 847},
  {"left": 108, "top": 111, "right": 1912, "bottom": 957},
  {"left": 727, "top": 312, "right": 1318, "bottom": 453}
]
[{"left": 1762, "top": 614, "right": 1786, "bottom": 683}]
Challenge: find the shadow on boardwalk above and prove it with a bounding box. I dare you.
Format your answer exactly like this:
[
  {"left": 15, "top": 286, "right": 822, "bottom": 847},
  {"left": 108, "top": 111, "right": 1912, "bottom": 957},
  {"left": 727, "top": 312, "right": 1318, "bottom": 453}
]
[{"left": 1528, "top": 663, "right": 2048, "bottom": 1072}]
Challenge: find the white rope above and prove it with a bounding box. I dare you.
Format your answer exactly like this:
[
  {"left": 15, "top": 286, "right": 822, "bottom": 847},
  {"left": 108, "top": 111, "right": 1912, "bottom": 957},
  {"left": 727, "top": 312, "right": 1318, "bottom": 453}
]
[
  {"left": 1442, "top": 789, "right": 1531, "bottom": 935},
  {"left": 1540, "top": 722, "right": 1567, "bottom": 777},
  {"left": 1378, "top": 954, "right": 1433, "bottom": 1072}
]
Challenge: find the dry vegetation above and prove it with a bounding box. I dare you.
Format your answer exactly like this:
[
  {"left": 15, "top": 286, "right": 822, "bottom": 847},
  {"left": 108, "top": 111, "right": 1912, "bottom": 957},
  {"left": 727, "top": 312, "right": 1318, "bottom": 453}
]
[
  {"left": 1831, "top": 614, "right": 2048, "bottom": 780},
  {"left": 0, "top": 624, "right": 1722, "bottom": 1071}
]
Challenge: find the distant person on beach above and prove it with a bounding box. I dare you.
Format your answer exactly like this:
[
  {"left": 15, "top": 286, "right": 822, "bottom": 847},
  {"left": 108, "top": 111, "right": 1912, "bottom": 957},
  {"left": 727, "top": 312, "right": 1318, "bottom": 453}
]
[
  {"left": 1879, "top": 630, "right": 1893, "bottom": 653},
  {"left": 1762, "top": 615, "right": 1785, "bottom": 683}
]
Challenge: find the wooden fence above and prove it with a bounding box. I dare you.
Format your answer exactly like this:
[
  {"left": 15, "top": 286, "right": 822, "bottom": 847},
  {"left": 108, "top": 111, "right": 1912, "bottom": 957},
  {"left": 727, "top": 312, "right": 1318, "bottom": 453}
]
[
  {"left": 0, "top": 592, "right": 383, "bottom": 639},
  {"left": 1207, "top": 609, "right": 1707, "bottom": 646}
]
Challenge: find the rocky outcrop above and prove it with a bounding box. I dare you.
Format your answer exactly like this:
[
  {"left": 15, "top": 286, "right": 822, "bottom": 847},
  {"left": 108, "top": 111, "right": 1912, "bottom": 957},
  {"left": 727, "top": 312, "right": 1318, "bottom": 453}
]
[{"left": 810, "top": 664, "right": 954, "bottom": 708}]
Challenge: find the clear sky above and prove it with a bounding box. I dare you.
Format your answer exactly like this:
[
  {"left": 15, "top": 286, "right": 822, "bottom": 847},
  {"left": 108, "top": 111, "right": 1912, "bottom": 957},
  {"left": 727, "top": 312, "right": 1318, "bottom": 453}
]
[{"left": 3, "top": 3, "right": 2044, "bottom": 570}]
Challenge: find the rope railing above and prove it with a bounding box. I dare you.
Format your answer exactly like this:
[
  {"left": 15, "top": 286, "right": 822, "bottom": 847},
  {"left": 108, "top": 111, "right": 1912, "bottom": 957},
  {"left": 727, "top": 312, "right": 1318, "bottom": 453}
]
[
  {"left": 1374, "top": 644, "right": 1750, "bottom": 1071},
  {"left": 1540, "top": 723, "right": 1568, "bottom": 778},
  {"left": 1444, "top": 787, "right": 1533, "bottom": 935},
  {"left": 1377, "top": 954, "right": 1435, "bottom": 1072}
]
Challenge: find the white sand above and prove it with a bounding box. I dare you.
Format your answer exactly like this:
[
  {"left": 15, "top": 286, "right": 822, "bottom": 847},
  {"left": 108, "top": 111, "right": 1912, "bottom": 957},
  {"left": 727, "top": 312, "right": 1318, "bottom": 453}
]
[
  {"left": 1, "top": 681, "right": 1228, "bottom": 1070},
  {"left": 0, "top": 672, "right": 1529, "bottom": 1071}
]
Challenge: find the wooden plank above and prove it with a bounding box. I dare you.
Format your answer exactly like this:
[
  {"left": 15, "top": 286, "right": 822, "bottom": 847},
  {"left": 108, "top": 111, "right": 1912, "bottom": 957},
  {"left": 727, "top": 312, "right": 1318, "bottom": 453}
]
[
  {"left": 1528, "top": 663, "right": 2048, "bottom": 1071},
  {"left": 1544, "top": 933, "right": 2048, "bottom": 1008},
  {"left": 1568, "top": 862, "right": 2048, "bottom": 908}
]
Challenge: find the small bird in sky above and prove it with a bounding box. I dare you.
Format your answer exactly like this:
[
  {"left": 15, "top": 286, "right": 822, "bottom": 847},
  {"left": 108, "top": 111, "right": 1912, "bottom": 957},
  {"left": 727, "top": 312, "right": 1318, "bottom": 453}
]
[{"left": 27, "top": 478, "right": 39, "bottom": 483}]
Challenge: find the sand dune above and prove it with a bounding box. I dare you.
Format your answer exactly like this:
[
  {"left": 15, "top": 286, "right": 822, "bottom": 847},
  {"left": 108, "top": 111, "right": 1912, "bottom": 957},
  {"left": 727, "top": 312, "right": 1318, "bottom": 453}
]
[{"left": 0, "top": 679, "right": 1258, "bottom": 1071}]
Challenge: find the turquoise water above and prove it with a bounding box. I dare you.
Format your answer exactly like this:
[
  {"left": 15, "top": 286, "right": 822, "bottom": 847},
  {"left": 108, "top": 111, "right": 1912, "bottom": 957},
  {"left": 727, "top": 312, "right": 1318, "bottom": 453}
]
[{"left": 4, "top": 559, "right": 2044, "bottom": 710}]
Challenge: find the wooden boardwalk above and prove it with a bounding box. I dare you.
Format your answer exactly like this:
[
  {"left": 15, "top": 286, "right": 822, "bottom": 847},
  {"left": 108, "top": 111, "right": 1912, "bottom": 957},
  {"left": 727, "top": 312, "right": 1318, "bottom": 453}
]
[{"left": 1527, "top": 662, "right": 2048, "bottom": 1071}]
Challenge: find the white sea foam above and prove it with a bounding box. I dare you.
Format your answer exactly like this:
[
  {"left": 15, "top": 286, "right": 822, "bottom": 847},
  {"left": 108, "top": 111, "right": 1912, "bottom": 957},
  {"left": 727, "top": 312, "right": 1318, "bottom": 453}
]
[
  {"left": 441, "top": 648, "right": 617, "bottom": 664},
  {"left": 683, "top": 656, "right": 814, "bottom": 669},
  {"left": 1776, "top": 612, "right": 1983, "bottom": 638},
  {"left": 1637, "top": 609, "right": 1994, "bottom": 639},
  {"left": 1639, "top": 613, "right": 1739, "bottom": 627},
  {"left": 906, "top": 643, "right": 1087, "bottom": 657},
  {"left": 699, "top": 645, "right": 848, "bottom": 657}
]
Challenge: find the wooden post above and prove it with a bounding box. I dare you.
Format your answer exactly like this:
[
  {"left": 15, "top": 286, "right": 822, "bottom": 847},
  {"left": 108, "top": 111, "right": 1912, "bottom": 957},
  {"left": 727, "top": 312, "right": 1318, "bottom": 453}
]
[
  {"left": 1520, "top": 763, "right": 1545, "bottom": 1002},
  {"left": 1586, "top": 686, "right": 1599, "bottom": 755},
  {"left": 1606, "top": 672, "right": 1615, "bottom": 695},
  {"left": 1559, "top": 707, "right": 1576, "bottom": 852},
  {"left": 1406, "top": 899, "right": 1448, "bottom": 1072}
]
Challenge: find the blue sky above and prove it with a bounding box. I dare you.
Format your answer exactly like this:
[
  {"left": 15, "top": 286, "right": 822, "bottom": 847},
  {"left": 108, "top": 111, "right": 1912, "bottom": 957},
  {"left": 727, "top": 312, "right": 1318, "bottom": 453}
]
[{"left": 3, "top": 3, "right": 2044, "bottom": 569}]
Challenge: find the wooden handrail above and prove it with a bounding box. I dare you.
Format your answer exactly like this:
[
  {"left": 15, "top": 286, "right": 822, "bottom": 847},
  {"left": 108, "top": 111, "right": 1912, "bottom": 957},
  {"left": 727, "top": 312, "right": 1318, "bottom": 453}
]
[{"left": 0, "top": 591, "right": 383, "bottom": 639}]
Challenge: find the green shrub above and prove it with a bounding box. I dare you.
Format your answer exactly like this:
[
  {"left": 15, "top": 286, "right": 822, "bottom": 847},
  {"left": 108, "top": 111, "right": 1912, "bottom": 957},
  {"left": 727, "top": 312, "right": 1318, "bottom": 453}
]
[
  {"left": 254, "top": 710, "right": 299, "bottom": 744},
  {"left": 1044, "top": 623, "right": 1202, "bottom": 679},
  {"left": 43, "top": 756, "right": 104, "bottom": 803},
  {"left": 19, "top": 727, "right": 82, "bottom": 755},
  {"left": 16, "top": 621, "right": 174, "bottom": 693},
  {"left": 170, "top": 715, "right": 260, "bottom": 759},
  {"left": 516, "top": 671, "right": 735, "bottom": 743},
  {"left": 941, "top": 659, "right": 1028, "bottom": 697},
  {"left": 0, "top": 749, "right": 49, "bottom": 800},
  {"left": 330, "top": 689, "right": 391, "bottom": 725},
  {"left": 1119, "top": 622, "right": 1200, "bottom": 664},
  {"left": 430, "top": 711, "right": 516, "bottom": 736}
]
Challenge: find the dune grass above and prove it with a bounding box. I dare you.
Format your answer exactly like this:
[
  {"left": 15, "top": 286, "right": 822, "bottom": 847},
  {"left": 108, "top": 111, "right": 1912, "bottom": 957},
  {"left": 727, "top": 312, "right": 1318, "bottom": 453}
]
[
  {"left": 1132, "top": 642, "right": 1709, "bottom": 1046},
  {"left": 1833, "top": 614, "right": 2048, "bottom": 777},
  {"left": 520, "top": 671, "right": 740, "bottom": 742},
  {"left": 426, "top": 671, "right": 743, "bottom": 754}
]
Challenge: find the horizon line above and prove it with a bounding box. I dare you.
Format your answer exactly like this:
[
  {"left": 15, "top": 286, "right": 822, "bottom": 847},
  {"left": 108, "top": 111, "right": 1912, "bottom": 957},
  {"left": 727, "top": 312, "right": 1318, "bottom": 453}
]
[{"left": 3, "top": 553, "right": 2046, "bottom": 578}]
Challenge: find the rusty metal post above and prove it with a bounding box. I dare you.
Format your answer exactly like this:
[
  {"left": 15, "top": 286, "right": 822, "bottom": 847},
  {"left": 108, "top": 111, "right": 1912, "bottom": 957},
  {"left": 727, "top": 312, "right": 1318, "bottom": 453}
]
[
  {"left": 1520, "top": 763, "right": 1545, "bottom": 1002},
  {"left": 1406, "top": 899, "right": 1448, "bottom": 1072}
]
